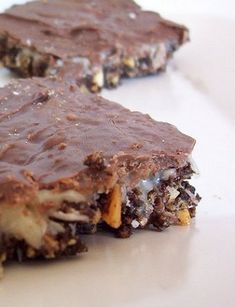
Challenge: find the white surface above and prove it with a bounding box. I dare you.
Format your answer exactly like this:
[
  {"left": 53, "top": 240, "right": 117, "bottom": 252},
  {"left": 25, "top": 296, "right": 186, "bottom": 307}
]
[{"left": 0, "top": 1, "right": 235, "bottom": 307}]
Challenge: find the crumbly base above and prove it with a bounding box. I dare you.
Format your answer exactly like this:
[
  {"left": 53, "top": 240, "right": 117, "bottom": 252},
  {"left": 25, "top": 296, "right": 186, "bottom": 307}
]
[
  {"left": 0, "top": 164, "right": 200, "bottom": 269},
  {"left": 0, "top": 225, "right": 87, "bottom": 262},
  {"left": 116, "top": 178, "right": 199, "bottom": 238}
]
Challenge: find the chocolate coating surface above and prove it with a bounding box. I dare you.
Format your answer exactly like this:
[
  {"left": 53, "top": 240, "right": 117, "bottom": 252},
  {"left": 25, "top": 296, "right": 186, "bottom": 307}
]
[{"left": 0, "top": 78, "right": 195, "bottom": 203}]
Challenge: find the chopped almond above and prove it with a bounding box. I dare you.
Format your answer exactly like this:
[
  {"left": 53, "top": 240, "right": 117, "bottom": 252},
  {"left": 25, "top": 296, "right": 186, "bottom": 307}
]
[
  {"left": 177, "top": 208, "right": 191, "bottom": 226},
  {"left": 102, "top": 184, "right": 122, "bottom": 229}
]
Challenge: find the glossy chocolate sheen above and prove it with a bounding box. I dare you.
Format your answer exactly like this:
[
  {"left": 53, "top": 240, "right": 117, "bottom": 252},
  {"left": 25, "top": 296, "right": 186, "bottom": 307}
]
[
  {"left": 0, "top": 78, "right": 195, "bottom": 203},
  {"left": 0, "top": 0, "right": 187, "bottom": 66}
]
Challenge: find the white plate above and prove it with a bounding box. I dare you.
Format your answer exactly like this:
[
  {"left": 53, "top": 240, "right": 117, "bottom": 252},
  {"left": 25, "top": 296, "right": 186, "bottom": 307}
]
[{"left": 0, "top": 1, "right": 235, "bottom": 307}]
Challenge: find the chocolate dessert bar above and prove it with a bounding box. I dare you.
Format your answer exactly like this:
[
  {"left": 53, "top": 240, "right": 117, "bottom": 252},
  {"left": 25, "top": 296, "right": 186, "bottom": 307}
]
[
  {"left": 0, "top": 0, "right": 189, "bottom": 92},
  {"left": 0, "top": 77, "right": 200, "bottom": 271}
]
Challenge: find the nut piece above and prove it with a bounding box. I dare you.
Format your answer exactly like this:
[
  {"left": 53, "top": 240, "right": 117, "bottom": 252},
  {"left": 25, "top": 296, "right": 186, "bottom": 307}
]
[
  {"left": 102, "top": 184, "right": 122, "bottom": 229},
  {"left": 43, "top": 234, "right": 59, "bottom": 258},
  {"left": 107, "top": 74, "right": 120, "bottom": 87},
  {"left": 79, "top": 84, "right": 89, "bottom": 93},
  {"left": 26, "top": 246, "right": 36, "bottom": 258},
  {"left": 0, "top": 253, "right": 6, "bottom": 279},
  {"left": 0, "top": 253, "right": 6, "bottom": 263},
  {"left": 92, "top": 70, "right": 104, "bottom": 88},
  {"left": 177, "top": 208, "right": 191, "bottom": 226},
  {"left": 123, "top": 57, "right": 135, "bottom": 69},
  {"left": 68, "top": 239, "right": 77, "bottom": 246}
]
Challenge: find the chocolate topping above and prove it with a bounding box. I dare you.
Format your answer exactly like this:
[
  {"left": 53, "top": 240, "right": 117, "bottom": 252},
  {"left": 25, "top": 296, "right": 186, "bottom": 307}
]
[{"left": 0, "top": 78, "right": 195, "bottom": 203}]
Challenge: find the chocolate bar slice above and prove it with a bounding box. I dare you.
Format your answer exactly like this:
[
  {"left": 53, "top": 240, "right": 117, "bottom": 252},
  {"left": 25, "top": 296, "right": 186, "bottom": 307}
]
[
  {"left": 0, "top": 78, "right": 200, "bottom": 271},
  {"left": 0, "top": 0, "right": 189, "bottom": 92}
]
